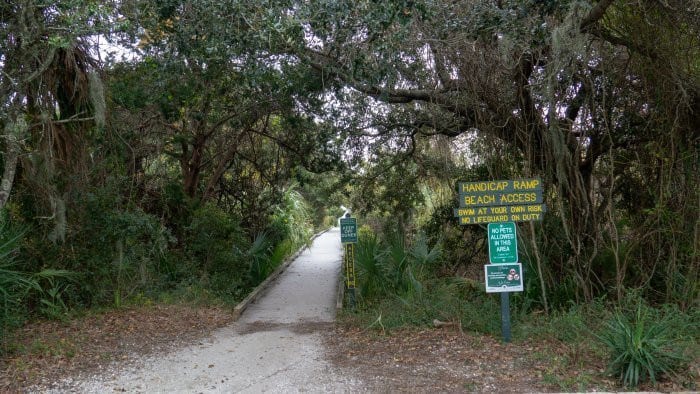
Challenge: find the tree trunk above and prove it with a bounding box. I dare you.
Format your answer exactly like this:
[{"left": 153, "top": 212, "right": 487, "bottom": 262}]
[
  {"left": 0, "top": 119, "right": 26, "bottom": 210},
  {"left": 202, "top": 142, "right": 239, "bottom": 202},
  {"left": 181, "top": 134, "right": 206, "bottom": 199}
]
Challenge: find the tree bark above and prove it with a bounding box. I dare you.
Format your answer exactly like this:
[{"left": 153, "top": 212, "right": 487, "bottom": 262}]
[
  {"left": 0, "top": 119, "right": 25, "bottom": 211},
  {"left": 0, "top": 140, "right": 19, "bottom": 210}
]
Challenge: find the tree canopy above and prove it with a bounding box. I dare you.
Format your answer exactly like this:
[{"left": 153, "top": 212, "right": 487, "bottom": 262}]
[{"left": 1, "top": 0, "right": 697, "bottom": 321}]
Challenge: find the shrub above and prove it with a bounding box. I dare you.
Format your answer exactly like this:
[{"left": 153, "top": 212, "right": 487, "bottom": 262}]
[
  {"left": 184, "top": 204, "right": 249, "bottom": 301},
  {"left": 0, "top": 211, "right": 32, "bottom": 349},
  {"left": 84, "top": 207, "right": 172, "bottom": 306},
  {"left": 246, "top": 232, "right": 273, "bottom": 284},
  {"left": 268, "top": 187, "right": 313, "bottom": 249},
  {"left": 354, "top": 231, "right": 386, "bottom": 300},
  {"left": 597, "top": 301, "right": 688, "bottom": 387}
]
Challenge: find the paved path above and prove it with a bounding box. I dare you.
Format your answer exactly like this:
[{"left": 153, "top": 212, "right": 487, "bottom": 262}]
[
  {"left": 240, "top": 228, "right": 342, "bottom": 325},
  {"left": 55, "top": 228, "right": 363, "bottom": 393}
]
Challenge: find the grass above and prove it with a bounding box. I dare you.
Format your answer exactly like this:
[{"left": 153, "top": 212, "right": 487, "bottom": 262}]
[{"left": 342, "top": 279, "right": 699, "bottom": 391}]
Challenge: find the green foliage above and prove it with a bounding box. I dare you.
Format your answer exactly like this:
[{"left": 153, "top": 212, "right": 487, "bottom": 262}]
[
  {"left": 517, "top": 299, "right": 607, "bottom": 343},
  {"left": 12, "top": 180, "right": 176, "bottom": 309},
  {"left": 246, "top": 232, "right": 273, "bottom": 284},
  {"left": 354, "top": 230, "right": 385, "bottom": 300},
  {"left": 351, "top": 228, "right": 506, "bottom": 333},
  {"left": 184, "top": 204, "right": 249, "bottom": 302},
  {"left": 72, "top": 191, "right": 173, "bottom": 307},
  {"left": 383, "top": 233, "right": 410, "bottom": 292},
  {"left": 596, "top": 298, "right": 689, "bottom": 388},
  {"left": 267, "top": 239, "right": 294, "bottom": 272},
  {"left": 347, "top": 277, "right": 501, "bottom": 335},
  {"left": 295, "top": 169, "right": 346, "bottom": 230},
  {"left": 268, "top": 187, "right": 313, "bottom": 249},
  {"left": 409, "top": 232, "right": 442, "bottom": 276},
  {"left": 354, "top": 228, "right": 442, "bottom": 302},
  {"left": 33, "top": 269, "right": 77, "bottom": 320},
  {"left": 181, "top": 194, "right": 316, "bottom": 305},
  {"left": 0, "top": 211, "right": 80, "bottom": 349},
  {"left": 0, "top": 212, "right": 32, "bottom": 348}
]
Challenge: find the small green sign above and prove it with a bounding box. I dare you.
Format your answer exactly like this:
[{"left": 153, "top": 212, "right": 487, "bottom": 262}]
[
  {"left": 484, "top": 263, "right": 523, "bottom": 293},
  {"left": 340, "top": 218, "right": 358, "bottom": 243},
  {"left": 488, "top": 222, "right": 518, "bottom": 263}
]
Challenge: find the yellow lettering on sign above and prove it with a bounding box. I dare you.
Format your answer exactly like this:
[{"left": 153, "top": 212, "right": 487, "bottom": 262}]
[
  {"left": 522, "top": 213, "right": 542, "bottom": 221},
  {"left": 527, "top": 205, "right": 543, "bottom": 212},
  {"left": 477, "top": 195, "right": 495, "bottom": 204},
  {"left": 514, "top": 179, "right": 540, "bottom": 190},
  {"left": 499, "top": 192, "right": 536, "bottom": 204},
  {"left": 510, "top": 206, "right": 525, "bottom": 213},
  {"left": 461, "top": 181, "right": 509, "bottom": 193}
]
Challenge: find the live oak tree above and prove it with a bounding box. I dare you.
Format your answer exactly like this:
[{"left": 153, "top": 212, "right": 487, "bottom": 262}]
[
  {"left": 283, "top": 0, "right": 699, "bottom": 307},
  {"left": 110, "top": 0, "right": 341, "bottom": 232}
]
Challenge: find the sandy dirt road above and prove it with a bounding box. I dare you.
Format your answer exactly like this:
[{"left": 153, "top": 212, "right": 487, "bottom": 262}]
[{"left": 48, "top": 228, "right": 364, "bottom": 393}]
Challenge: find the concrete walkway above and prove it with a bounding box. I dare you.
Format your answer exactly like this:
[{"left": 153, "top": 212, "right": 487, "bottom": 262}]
[
  {"left": 54, "top": 228, "right": 364, "bottom": 393},
  {"left": 240, "top": 227, "right": 342, "bottom": 325}
]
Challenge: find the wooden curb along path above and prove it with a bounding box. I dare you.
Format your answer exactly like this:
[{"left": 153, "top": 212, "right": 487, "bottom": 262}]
[{"left": 231, "top": 228, "right": 332, "bottom": 321}]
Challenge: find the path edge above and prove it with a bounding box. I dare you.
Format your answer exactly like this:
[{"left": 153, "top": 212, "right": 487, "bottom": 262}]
[
  {"left": 232, "top": 227, "right": 332, "bottom": 321},
  {"left": 336, "top": 272, "right": 345, "bottom": 312}
]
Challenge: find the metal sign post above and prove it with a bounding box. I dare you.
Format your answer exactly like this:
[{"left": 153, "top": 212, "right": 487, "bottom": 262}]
[
  {"left": 340, "top": 217, "right": 358, "bottom": 309},
  {"left": 454, "top": 178, "right": 545, "bottom": 343},
  {"left": 500, "top": 292, "right": 511, "bottom": 342},
  {"left": 484, "top": 262, "right": 523, "bottom": 342},
  {"left": 344, "top": 243, "right": 356, "bottom": 308}
]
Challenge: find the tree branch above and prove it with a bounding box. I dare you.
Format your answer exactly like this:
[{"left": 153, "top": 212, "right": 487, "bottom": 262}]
[{"left": 580, "top": 0, "right": 616, "bottom": 33}]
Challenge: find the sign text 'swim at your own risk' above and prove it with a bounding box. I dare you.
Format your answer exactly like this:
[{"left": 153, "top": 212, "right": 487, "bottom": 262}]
[{"left": 454, "top": 204, "right": 547, "bottom": 224}]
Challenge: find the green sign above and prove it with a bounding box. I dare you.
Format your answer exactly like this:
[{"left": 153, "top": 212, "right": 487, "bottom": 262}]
[
  {"left": 484, "top": 263, "right": 523, "bottom": 293},
  {"left": 488, "top": 222, "right": 518, "bottom": 263},
  {"left": 340, "top": 217, "right": 358, "bottom": 243},
  {"left": 454, "top": 204, "right": 547, "bottom": 224}
]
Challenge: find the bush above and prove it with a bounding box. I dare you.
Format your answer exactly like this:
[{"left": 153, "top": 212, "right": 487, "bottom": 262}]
[
  {"left": 0, "top": 211, "right": 31, "bottom": 349},
  {"left": 354, "top": 229, "right": 443, "bottom": 302},
  {"left": 354, "top": 230, "right": 386, "bottom": 300},
  {"left": 597, "top": 300, "right": 688, "bottom": 387},
  {"left": 76, "top": 199, "right": 172, "bottom": 307},
  {"left": 267, "top": 187, "right": 313, "bottom": 249},
  {"left": 184, "top": 204, "right": 249, "bottom": 302},
  {"left": 246, "top": 232, "right": 273, "bottom": 284}
]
